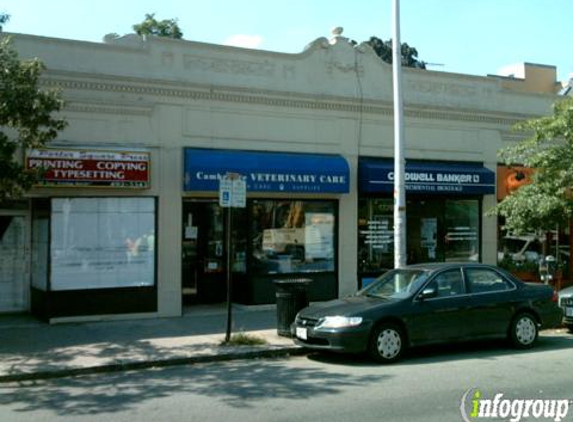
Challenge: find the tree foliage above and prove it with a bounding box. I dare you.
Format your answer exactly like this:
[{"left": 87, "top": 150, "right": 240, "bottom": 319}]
[
  {"left": 0, "top": 23, "right": 67, "bottom": 202},
  {"left": 132, "top": 13, "right": 183, "bottom": 39},
  {"left": 489, "top": 97, "right": 573, "bottom": 234},
  {"left": 0, "top": 13, "right": 8, "bottom": 31},
  {"left": 365, "top": 36, "right": 426, "bottom": 69}
]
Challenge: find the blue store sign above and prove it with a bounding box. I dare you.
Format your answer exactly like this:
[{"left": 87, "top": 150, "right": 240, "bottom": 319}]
[
  {"left": 359, "top": 159, "right": 496, "bottom": 195},
  {"left": 184, "top": 149, "right": 350, "bottom": 194}
]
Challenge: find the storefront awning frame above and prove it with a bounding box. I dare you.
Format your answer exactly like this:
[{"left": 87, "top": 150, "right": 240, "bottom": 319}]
[
  {"left": 359, "top": 159, "right": 496, "bottom": 195},
  {"left": 184, "top": 148, "right": 350, "bottom": 194}
]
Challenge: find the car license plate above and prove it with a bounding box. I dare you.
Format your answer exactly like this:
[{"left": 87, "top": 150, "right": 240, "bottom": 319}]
[
  {"left": 566, "top": 307, "right": 573, "bottom": 317},
  {"left": 296, "top": 327, "right": 307, "bottom": 340}
]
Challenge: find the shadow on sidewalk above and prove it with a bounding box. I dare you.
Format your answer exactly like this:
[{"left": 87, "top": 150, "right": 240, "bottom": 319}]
[
  {"left": 0, "top": 306, "right": 282, "bottom": 379},
  {"left": 0, "top": 358, "right": 388, "bottom": 416},
  {"left": 0, "top": 306, "right": 278, "bottom": 350}
]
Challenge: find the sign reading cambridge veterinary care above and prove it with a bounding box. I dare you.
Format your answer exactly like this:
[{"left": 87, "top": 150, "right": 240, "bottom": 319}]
[
  {"left": 26, "top": 148, "right": 150, "bottom": 188},
  {"left": 184, "top": 148, "right": 350, "bottom": 194}
]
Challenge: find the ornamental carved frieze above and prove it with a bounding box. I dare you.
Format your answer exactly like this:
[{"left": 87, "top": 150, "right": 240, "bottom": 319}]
[
  {"left": 64, "top": 102, "right": 153, "bottom": 116},
  {"left": 326, "top": 60, "right": 364, "bottom": 76},
  {"left": 182, "top": 55, "right": 276, "bottom": 77},
  {"left": 408, "top": 80, "right": 497, "bottom": 100},
  {"left": 40, "top": 74, "right": 533, "bottom": 126}
]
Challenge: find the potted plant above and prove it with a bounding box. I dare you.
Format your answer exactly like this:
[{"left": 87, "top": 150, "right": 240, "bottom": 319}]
[{"left": 498, "top": 256, "right": 540, "bottom": 282}]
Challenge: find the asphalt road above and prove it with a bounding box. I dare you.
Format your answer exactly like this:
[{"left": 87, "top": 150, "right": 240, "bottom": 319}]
[{"left": 2, "top": 330, "right": 573, "bottom": 422}]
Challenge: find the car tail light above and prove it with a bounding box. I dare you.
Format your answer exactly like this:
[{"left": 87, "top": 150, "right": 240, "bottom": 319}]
[{"left": 552, "top": 291, "right": 558, "bottom": 303}]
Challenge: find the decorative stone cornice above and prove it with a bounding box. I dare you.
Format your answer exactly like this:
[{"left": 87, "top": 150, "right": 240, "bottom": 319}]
[
  {"left": 500, "top": 130, "right": 529, "bottom": 143},
  {"left": 63, "top": 100, "right": 154, "bottom": 116},
  {"left": 40, "top": 71, "right": 538, "bottom": 127}
]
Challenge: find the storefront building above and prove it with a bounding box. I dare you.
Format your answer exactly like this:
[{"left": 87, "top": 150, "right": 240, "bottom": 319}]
[
  {"left": 1, "top": 30, "right": 561, "bottom": 321},
  {"left": 496, "top": 165, "right": 573, "bottom": 287},
  {"left": 357, "top": 159, "right": 496, "bottom": 287},
  {"left": 182, "top": 148, "right": 349, "bottom": 305},
  {"left": 25, "top": 148, "right": 157, "bottom": 319}
]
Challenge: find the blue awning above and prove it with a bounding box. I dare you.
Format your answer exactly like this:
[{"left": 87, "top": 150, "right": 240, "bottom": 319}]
[
  {"left": 359, "top": 159, "right": 495, "bottom": 195},
  {"left": 184, "top": 149, "right": 350, "bottom": 194}
]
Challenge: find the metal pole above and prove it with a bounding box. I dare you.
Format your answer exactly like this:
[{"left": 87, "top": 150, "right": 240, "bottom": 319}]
[
  {"left": 225, "top": 206, "right": 233, "bottom": 342},
  {"left": 392, "top": 0, "right": 407, "bottom": 268}
]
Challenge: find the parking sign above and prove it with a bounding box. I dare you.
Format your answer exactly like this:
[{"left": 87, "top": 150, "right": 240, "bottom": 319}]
[{"left": 219, "top": 174, "right": 246, "bottom": 208}]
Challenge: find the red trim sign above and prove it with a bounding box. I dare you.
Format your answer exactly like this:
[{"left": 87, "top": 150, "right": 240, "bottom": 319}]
[{"left": 26, "top": 149, "right": 150, "bottom": 188}]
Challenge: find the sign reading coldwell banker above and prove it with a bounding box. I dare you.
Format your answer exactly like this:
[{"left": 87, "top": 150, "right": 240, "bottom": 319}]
[
  {"left": 26, "top": 148, "right": 150, "bottom": 188},
  {"left": 359, "top": 160, "right": 496, "bottom": 195}
]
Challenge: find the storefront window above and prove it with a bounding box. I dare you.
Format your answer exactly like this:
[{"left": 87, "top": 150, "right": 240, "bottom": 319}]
[
  {"left": 250, "top": 200, "right": 336, "bottom": 275},
  {"left": 407, "top": 199, "right": 444, "bottom": 263},
  {"left": 358, "top": 198, "right": 480, "bottom": 276},
  {"left": 444, "top": 200, "right": 479, "bottom": 262},
  {"left": 358, "top": 199, "right": 394, "bottom": 274},
  {"left": 50, "top": 197, "right": 156, "bottom": 290}
]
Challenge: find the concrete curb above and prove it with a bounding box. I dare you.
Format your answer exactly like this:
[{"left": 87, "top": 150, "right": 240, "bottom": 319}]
[{"left": 0, "top": 346, "right": 308, "bottom": 383}]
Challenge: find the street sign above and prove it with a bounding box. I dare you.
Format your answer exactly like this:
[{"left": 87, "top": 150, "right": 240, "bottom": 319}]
[
  {"left": 218, "top": 173, "right": 247, "bottom": 342},
  {"left": 231, "top": 178, "right": 246, "bottom": 208},
  {"left": 219, "top": 173, "right": 246, "bottom": 208},
  {"left": 219, "top": 178, "right": 233, "bottom": 207}
]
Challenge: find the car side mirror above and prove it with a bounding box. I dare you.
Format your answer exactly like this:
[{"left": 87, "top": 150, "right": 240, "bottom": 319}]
[{"left": 419, "top": 286, "right": 438, "bottom": 301}]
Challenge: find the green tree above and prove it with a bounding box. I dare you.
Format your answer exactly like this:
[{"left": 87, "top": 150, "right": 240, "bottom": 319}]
[
  {"left": 365, "top": 36, "right": 426, "bottom": 69},
  {"left": 0, "top": 13, "right": 8, "bottom": 31},
  {"left": 132, "top": 13, "right": 183, "bottom": 39},
  {"left": 489, "top": 96, "right": 573, "bottom": 234},
  {"left": 0, "top": 15, "right": 67, "bottom": 202}
]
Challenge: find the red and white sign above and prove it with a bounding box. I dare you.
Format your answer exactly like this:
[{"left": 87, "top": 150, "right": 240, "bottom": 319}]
[{"left": 26, "top": 148, "right": 150, "bottom": 188}]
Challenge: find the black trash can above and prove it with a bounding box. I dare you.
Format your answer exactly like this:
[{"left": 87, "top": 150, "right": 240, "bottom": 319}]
[{"left": 273, "top": 278, "right": 312, "bottom": 337}]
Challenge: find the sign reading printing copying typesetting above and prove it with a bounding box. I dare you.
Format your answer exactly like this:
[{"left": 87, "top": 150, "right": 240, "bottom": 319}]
[{"left": 26, "top": 148, "right": 150, "bottom": 188}]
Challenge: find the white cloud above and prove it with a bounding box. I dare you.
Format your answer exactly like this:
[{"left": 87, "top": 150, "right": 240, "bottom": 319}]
[{"left": 223, "top": 34, "right": 263, "bottom": 49}]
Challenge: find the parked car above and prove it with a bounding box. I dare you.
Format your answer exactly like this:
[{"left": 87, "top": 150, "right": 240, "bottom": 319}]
[
  {"left": 558, "top": 285, "right": 573, "bottom": 332},
  {"left": 292, "top": 263, "right": 563, "bottom": 363},
  {"left": 497, "top": 233, "right": 543, "bottom": 264}
]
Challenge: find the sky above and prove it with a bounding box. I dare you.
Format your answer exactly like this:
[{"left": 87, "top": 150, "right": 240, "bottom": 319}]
[{"left": 2, "top": 0, "right": 572, "bottom": 83}]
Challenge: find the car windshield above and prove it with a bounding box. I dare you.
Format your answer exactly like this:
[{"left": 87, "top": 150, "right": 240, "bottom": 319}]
[{"left": 357, "top": 269, "right": 430, "bottom": 299}]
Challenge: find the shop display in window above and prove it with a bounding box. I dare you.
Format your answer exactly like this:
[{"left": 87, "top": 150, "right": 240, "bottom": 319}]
[
  {"left": 251, "top": 200, "right": 336, "bottom": 275},
  {"left": 358, "top": 199, "right": 394, "bottom": 273},
  {"left": 50, "top": 197, "right": 156, "bottom": 290},
  {"left": 421, "top": 218, "right": 438, "bottom": 260},
  {"left": 358, "top": 198, "right": 481, "bottom": 275}
]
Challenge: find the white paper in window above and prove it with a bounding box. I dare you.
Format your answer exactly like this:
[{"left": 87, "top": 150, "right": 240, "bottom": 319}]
[
  {"left": 51, "top": 198, "right": 155, "bottom": 290},
  {"left": 305, "top": 213, "right": 334, "bottom": 260}
]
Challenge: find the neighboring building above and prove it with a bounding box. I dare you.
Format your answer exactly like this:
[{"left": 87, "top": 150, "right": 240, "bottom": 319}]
[
  {"left": 0, "top": 30, "right": 560, "bottom": 322},
  {"left": 560, "top": 74, "right": 573, "bottom": 95},
  {"left": 494, "top": 69, "right": 573, "bottom": 287},
  {"left": 493, "top": 62, "right": 561, "bottom": 94}
]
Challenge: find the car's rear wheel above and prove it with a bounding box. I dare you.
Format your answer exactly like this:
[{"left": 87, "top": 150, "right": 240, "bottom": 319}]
[
  {"left": 369, "top": 323, "right": 405, "bottom": 363},
  {"left": 566, "top": 324, "right": 573, "bottom": 334},
  {"left": 509, "top": 313, "right": 538, "bottom": 348}
]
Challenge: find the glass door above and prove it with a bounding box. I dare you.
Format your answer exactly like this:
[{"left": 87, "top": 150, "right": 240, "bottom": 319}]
[
  {"left": 182, "top": 200, "right": 227, "bottom": 304},
  {"left": 0, "top": 213, "right": 29, "bottom": 312}
]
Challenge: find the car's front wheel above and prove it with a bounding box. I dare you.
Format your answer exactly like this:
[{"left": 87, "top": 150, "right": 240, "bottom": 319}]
[
  {"left": 509, "top": 313, "right": 538, "bottom": 348},
  {"left": 369, "top": 323, "right": 405, "bottom": 363}
]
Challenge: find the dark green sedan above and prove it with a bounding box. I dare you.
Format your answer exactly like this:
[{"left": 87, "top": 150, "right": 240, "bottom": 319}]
[{"left": 292, "top": 263, "right": 563, "bottom": 363}]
